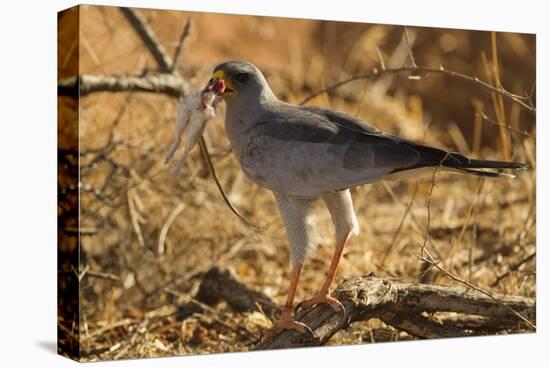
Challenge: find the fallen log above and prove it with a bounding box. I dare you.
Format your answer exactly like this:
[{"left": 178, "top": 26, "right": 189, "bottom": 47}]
[{"left": 195, "top": 267, "right": 281, "bottom": 320}]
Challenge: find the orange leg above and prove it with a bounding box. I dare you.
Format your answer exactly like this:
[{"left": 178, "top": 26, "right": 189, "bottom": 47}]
[
  {"left": 296, "top": 233, "right": 351, "bottom": 315},
  {"left": 263, "top": 264, "right": 312, "bottom": 338}
]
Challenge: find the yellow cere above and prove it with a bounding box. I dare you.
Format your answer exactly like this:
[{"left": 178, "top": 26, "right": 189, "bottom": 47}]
[{"left": 213, "top": 70, "right": 235, "bottom": 96}]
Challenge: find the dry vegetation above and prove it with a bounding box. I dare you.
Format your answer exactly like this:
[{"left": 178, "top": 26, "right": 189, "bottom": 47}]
[{"left": 58, "top": 5, "right": 536, "bottom": 361}]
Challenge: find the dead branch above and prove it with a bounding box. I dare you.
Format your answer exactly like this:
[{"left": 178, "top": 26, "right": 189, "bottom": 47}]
[
  {"left": 381, "top": 183, "right": 419, "bottom": 266},
  {"left": 478, "top": 112, "right": 535, "bottom": 140},
  {"left": 120, "top": 7, "right": 173, "bottom": 73},
  {"left": 59, "top": 8, "right": 188, "bottom": 98},
  {"left": 403, "top": 26, "right": 418, "bottom": 68},
  {"left": 299, "top": 65, "right": 536, "bottom": 114},
  {"left": 192, "top": 267, "right": 535, "bottom": 350},
  {"left": 58, "top": 73, "right": 190, "bottom": 98},
  {"left": 171, "top": 17, "right": 192, "bottom": 73}
]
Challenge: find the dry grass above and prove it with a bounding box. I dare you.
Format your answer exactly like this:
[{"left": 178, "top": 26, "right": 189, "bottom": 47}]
[{"left": 60, "top": 5, "right": 536, "bottom": 361}]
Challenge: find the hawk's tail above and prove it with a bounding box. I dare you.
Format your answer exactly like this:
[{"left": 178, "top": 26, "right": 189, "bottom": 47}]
[
  {"left": 440, "top": 153, "right": 530, "bottom": 178},
  {"left": 393, "top": 143, "right": 531, "bottom": 179}
]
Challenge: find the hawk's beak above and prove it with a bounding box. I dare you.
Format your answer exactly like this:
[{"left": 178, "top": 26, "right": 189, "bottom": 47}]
[{"left": 213, "top": 70, "right": 235, "bottom": 97}]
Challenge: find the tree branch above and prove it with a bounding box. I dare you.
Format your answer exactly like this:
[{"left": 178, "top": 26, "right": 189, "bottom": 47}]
[
  {"left": 58, "top": 73, "right": 190, "bottom": 98},
  {"left": 478, "top": 112, "right": 535, "bottom": 141},
  {"left": 119, "top": 7, "right": 173, "bottom": 73},
  {"left": 170, "top": 17, "right": 192, "bottom": 73},
  {"left": 299, "top": 65, "right": 536, "bottom": 114},
  {"left": 192, "top": 267, "right": 535, "bottom": 351}
]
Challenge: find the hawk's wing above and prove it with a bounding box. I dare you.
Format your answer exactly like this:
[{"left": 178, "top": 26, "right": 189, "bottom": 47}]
[{"left": 239, "top": 102, "right": 450, "bottom": 198}]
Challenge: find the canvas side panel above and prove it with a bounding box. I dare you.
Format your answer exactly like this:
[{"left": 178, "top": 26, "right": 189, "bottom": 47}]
[{"left": 57, "top": 5, "right": 80, "bottom": 361}]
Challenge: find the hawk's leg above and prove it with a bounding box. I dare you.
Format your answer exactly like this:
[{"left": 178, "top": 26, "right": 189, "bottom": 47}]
[
  {"left": 264, "top": 193, "right": 319, "bottom": 338},
  {"left": 295, "top": 233, "right": 351, "bottom": 315},
  {"left": 296, "top": 190, "right": 358, "bottom": 315},
  {"left": 263, "top": 264, "right": 313, "bottom": 338}
]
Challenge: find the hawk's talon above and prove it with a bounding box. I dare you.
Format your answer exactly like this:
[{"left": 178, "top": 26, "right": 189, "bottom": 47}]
[
  {"left": 295, "top": 293, "right": 345, "bottom": 317},
  {"left": 262, "top": 318, "right": 314, "bottom": 340}
]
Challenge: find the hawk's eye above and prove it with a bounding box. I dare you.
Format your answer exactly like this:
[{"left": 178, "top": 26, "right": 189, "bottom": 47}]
[{"left": 234, "top": 72, "right": 249, "bottom": 83}]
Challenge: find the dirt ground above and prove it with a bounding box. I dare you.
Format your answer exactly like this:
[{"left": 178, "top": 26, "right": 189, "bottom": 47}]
[{"left": 58, "top": 5, "right": 536, "bottom": 361}]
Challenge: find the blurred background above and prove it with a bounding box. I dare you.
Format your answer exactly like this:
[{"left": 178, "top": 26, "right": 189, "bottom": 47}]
[{"left": 58, "top": 5, "right": 535, "bottom": 360}]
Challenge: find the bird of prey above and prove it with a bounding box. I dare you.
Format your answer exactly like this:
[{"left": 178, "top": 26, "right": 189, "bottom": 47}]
[{"left": 204, "top": 60, "right": 528, "bottom": 336}]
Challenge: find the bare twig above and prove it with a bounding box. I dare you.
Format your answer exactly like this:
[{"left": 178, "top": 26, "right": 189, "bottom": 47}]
[
  {"left": 421, "top": 169, "right": 438, "bottom": 257},
  {"left": 446, "top": 178, "right": 485, "bottom": 267},
  {"left": 120, "top": 7, "right": 173, "bottom": 73},
  {"left": 478, "top": 112, "right": 535, "bottom": 140},
  {"left": 299, "top": 65, "right": 536, "bottom": 114},
  {"left": 382, "top": 182, "right": 424, "bottom": 234},
  {"left": 170, "top": 17, "right": 192, "bottom": 73},
  {"left": 375, "top": 46, "right": 386, "bottom": 70},
  {"left": 381, "top": 183, "right": 419, "bottom": 266},
  {"left": 403, "top": 26, "right": 418, "bottom": 68}
]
